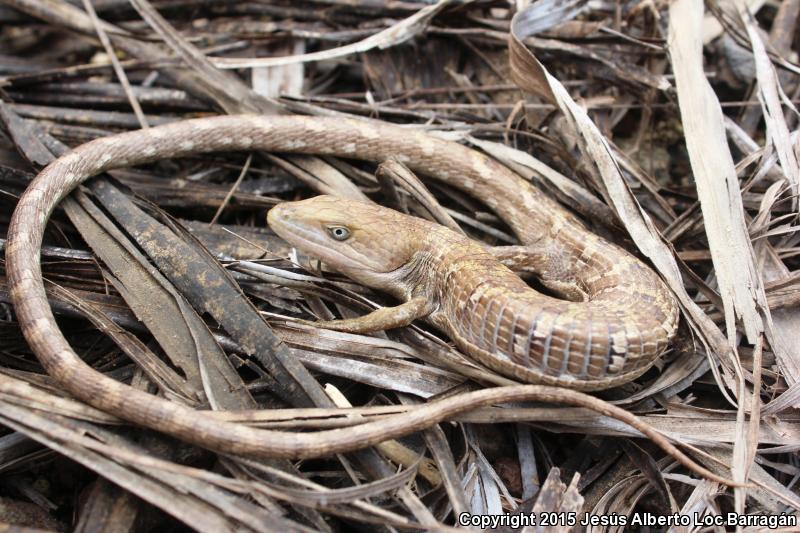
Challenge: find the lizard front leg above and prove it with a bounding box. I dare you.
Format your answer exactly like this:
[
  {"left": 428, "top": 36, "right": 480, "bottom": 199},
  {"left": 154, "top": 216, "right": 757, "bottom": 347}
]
[{"left": 299, "top": 296, "right": 433, "bottom": 333}]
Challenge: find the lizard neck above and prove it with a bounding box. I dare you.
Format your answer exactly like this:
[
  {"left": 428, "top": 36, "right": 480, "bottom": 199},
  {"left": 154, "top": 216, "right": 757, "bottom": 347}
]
[{"left": 379, "top": 226, "right": 471, "bottom": 307}]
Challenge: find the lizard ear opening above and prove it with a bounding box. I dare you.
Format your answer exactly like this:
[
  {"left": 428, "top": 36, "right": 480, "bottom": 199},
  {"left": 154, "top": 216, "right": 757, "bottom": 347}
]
[{"left": 327, "top": 225, "right": 351, "bottom": 241}]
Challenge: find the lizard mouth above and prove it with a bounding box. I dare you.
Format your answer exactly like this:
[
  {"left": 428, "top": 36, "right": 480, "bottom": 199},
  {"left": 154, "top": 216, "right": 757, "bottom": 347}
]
[{"left": 268, "top": 203, "right": 387, "bottom": 274}]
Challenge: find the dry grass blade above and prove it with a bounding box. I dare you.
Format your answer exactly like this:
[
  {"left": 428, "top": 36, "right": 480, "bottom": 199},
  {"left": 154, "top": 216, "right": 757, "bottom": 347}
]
[
  {"left": 375, "top": 158, "right": 464, "bottom": 233},
  {"left": 63, "top": 196, "right": 207, "bottom": 399},
  {"left": 509, "top": 2, "right": 735, "bottom": 377},
  {"left": 667, "top": 0, "right": 767, "bottom": 502},
  {"left": 87, "top": 179, "right": 328, "bottom": 407},
  {"left": 529, "top": 469, "right": 583, "bottom": 533},
  {"left": 79, "top": 0, "right": 148, "bottom": 129},
  {"left": 48, "top": 282, "right": 200, "bottom": 404},
  {"left": 2, "top": 0, "right": 800, "bottom": 528},
  {"left": 738, "top": 5, "right": 800, "bottom": 200},
  {"left": 124, "top": 0, "right": 276, "bottom": 115},
  {"left": 0, "top": 401, "right": 275, "bottom": 532},
  {"left": 669, "top": 0, "right": 768, "bottom": 346},
  {"left": 467, "top": 136, "right": 617, "bottom": 225},
  {"left": 211, "top": 0, "right": 457, "bottom": 69}
]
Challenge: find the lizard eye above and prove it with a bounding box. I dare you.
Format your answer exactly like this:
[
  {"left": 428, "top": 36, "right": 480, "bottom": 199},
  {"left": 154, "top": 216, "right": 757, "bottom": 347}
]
[{"left": 327, "top": 226, "right": 351, "bottom": 241}]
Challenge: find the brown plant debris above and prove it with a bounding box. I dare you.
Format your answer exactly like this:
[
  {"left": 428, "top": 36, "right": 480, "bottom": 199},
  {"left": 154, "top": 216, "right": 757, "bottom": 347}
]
[{"left": 0, "top": 0, "right": 799, "bottom": 530}]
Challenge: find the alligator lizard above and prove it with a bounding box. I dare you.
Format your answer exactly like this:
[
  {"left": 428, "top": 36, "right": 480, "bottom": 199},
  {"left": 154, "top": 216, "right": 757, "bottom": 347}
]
[
  {"left": 269, "top": 195, "right": 678, "bottom": 390},
  {"left": 3, "top": 115, "right": 717, "bottom": 481}
]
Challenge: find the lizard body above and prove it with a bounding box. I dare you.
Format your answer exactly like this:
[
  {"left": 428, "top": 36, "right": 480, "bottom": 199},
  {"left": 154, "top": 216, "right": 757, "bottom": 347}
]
[
  {"left": 269, "top": 196, "right": 677, "bottom": 391},
  {"left": 4, "top": 116, "right": 717, "bottom": 482}
]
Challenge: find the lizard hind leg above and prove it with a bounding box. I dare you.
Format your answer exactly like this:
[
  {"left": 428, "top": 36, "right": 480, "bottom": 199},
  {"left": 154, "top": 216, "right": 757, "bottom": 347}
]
[{"left": 489, "top": 245, "right": 588, "bottom": 302}]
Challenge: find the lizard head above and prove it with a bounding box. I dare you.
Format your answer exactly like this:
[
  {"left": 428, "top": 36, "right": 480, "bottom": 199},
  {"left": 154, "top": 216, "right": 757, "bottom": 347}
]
[{"left": 268, "top": 195, "right": 427, "bottom": 290}]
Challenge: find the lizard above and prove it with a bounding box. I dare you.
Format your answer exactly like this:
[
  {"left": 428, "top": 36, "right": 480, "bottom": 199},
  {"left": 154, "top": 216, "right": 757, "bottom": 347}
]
[
  {"left": 268, "top": 195, "right": 678, "bottom": 391},
  {"left": 4, "top": 115, "right": 734, "bottom": 487}
]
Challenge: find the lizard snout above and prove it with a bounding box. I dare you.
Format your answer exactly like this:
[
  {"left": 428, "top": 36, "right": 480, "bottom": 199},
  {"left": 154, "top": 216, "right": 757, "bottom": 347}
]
[{"left": 267, "top": 202, "right": 296, "bottom": 234}]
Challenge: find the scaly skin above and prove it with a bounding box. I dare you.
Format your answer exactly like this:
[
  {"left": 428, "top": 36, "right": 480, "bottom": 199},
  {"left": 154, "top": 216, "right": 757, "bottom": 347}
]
[
  {"left": 269, "top": 196, "right": 678, "bottom": 391},
  {"left": 4, "top": 115, "right": 695, "bottom": 467}
]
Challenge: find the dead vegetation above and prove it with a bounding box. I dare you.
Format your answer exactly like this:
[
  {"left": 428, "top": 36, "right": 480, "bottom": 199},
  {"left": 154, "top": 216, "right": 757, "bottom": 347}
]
[{"left": 0, "top": 0, "right": 798, "bottom": 531}]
